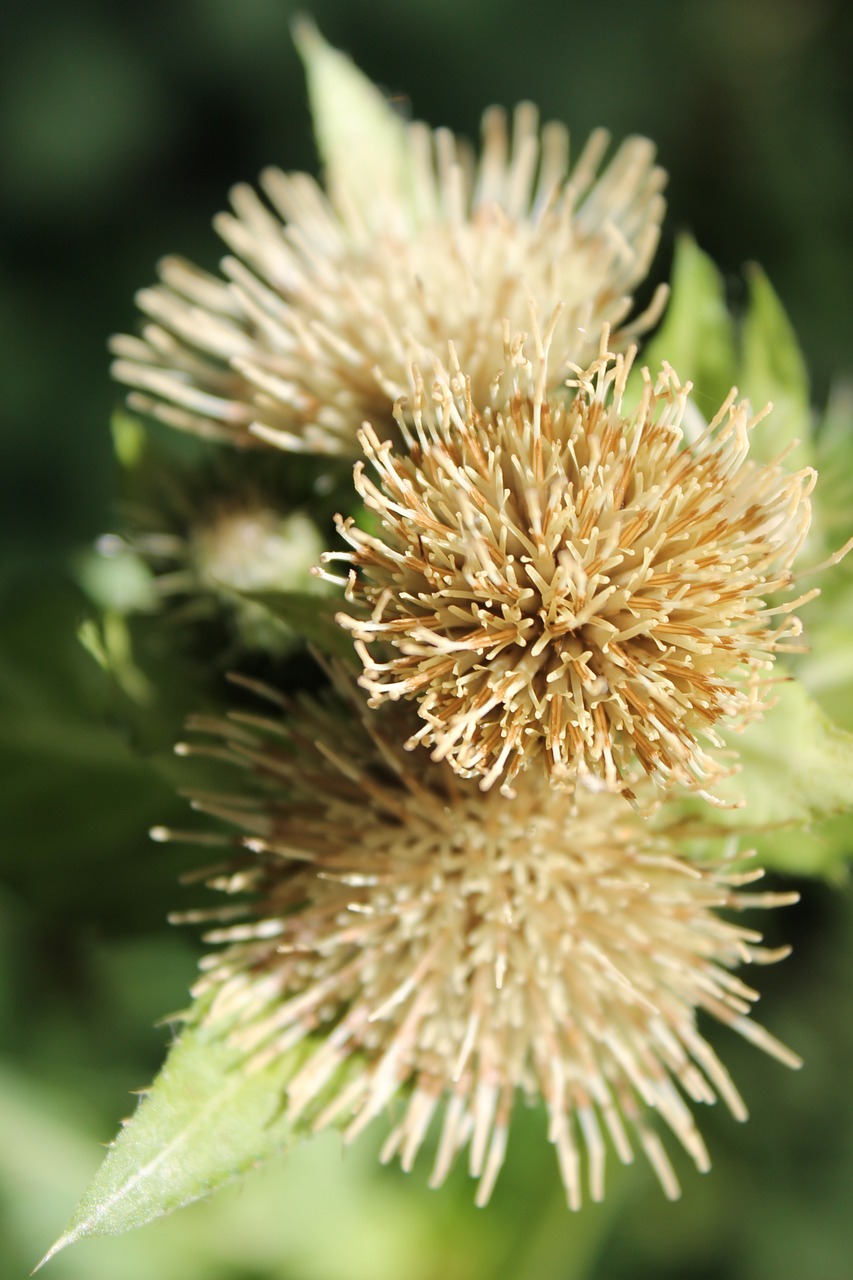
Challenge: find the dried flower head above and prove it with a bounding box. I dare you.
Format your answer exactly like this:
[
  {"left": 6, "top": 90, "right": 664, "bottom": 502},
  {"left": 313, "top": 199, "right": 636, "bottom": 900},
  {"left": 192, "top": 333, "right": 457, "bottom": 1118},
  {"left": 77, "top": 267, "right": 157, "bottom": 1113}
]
[
  {"left": 110, "top": 103, "right": 665, "bottom": 454},
  {"left": 165, "top": 674, "right": 799, "bottom": 1208},
  {"left": 330, "top": 320, "right": 816, "bottom": 796}
]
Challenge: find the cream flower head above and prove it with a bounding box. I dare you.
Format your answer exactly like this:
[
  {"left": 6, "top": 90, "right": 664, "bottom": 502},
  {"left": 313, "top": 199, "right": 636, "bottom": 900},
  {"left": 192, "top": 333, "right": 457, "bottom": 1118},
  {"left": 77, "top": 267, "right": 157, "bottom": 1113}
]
[
  {"left": 331, "top": 317, "right": 816, "bottom": 796},
  {"left": 110, "top": 88, "right": 666, "bottom": 454},
  {"left": 168, "top": 673, "right": 799, "bottom": 1209}
]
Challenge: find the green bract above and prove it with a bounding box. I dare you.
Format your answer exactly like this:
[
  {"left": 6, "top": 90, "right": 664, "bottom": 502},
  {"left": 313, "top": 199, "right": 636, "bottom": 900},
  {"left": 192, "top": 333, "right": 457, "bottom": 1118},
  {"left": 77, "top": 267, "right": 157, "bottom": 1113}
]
[{"left": 37, "top": 1021, "right": 326, "bottom": 1266}]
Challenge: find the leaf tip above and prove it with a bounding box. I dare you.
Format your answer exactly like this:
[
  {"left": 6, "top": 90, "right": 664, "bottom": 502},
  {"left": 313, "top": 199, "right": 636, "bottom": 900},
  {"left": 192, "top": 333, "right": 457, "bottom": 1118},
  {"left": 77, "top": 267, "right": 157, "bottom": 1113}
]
[
  {"left": 32, "top": 1230, "right": 77, "bottom": 1274},
  {"left": 290, "top": 11, "right": 320, "bottom": 61}
]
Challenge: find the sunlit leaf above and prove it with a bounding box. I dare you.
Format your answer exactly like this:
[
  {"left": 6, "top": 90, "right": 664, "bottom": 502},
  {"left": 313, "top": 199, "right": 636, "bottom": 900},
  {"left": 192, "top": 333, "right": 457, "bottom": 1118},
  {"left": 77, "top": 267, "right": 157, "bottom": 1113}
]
[
  {"left": 77, "top": 549, "right": 157, "bottom": 616},
  {"left": 78, "top": 613, "right": 154, "bottom": 705},
  {"left": 797, "top": 588, "right": 853, "bottom": 733},
  {"left": 294, "top": 18, "right": 412, "bottom": 229},
  {"left": 810, "top": 382, "right": 853, "bottom": 567},
  {"left": 739, "top": 264, "right": 813, "bottom": 469},
  {"left": 633, "top": 235, "right": 737, "bottom": 415},
  {"left": 682, "top": 678, "right": 853, "bottom": 874},
  {"left": 238, "top": 588, "right": 358, "bottom": 664},
  {"left": 38, "top": 1020, "right": 316, "bottom": 1262},
  {"left": 750, "top": 812, "right": 853, "bottom": 881},
  {"left": 634, "top": 241, "right": 814, "bottom": 471},
  {"left": 110, "top": 411, "right": 147, "bottom": 470}
]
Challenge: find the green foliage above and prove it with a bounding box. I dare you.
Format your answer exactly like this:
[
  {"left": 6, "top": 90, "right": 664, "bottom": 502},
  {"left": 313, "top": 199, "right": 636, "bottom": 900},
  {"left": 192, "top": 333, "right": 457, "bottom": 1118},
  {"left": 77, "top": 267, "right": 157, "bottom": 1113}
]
[
  {"left": 110, "top": 412, "right": 147, "bottom": 470},
  {"left": 637, "top": 234, "right": 738, "bottom": 414},
  {"left": 813, "top": 384, "right": 853, "bottom": 540},
  {"left": 77, "top": 551, "right": 157, "bottom": 617},
  {"left": 39, "top": 1021, "right": 312, "bottom": 1263},
  {"left": 294, "top": 17, "right": 414, "bottom": 227},
  {"left": 721, "top": 678, "right": 853, "bottom": 828},
  {"left": 739, "top": 264, "right": 813, "bottom": 470},
  {"left": 237, "top": 587, "right": 360, "bottom": 664},
  {"left": 636, "top": 237, "right": 813, "bottom": 468},
  {"left": 680, "top": 677, "right": 853, "bottom": 875},
  {"left": 78, "top": 614, "right": 155, "bottom": 706},
  {"left": 0, "top": 581, "right": 185, "bottom": 905}
]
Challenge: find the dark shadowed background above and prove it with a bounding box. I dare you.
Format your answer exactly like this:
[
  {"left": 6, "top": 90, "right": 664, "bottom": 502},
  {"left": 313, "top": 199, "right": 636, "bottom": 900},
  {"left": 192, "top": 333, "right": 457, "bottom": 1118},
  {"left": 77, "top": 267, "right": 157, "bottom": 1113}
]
[{"left": 2, "top": 2, "right": 852, "bottom": 1278}]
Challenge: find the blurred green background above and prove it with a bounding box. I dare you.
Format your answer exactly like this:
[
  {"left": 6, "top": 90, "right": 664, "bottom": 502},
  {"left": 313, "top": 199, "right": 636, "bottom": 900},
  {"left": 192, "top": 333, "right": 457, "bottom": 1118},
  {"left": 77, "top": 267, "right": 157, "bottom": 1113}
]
[{"left": 2, "top": 1, "right": 852, "bottom": 1277}]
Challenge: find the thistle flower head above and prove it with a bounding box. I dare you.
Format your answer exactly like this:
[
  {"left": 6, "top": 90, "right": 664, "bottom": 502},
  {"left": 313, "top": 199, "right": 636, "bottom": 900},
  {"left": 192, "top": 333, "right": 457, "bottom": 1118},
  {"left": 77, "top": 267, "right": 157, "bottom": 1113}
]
[
  {"left": 110, "top": 105, "right": 665, "bottom": 454},
  {"left": 331, "top": 321, "right": 816, "bottom": 796},
  {"left": 170, "top": 674, "right": 799, "bottom": 1208},
  {"left": 97, "top": 467, "right": 327, "bottom": 652},
  {"left": 188, "top": 506, "right": 323, "bottom": 599}
]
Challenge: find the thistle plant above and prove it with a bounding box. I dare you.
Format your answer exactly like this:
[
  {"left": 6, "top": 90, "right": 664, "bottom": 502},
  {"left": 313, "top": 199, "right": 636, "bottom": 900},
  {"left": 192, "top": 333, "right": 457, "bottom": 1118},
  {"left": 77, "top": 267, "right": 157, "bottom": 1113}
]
[
  {"left": 163, "top": 668, "right": 801, "bottom": 1210},
  {"left": 44, "top": 19, "right": 853, "bottom": 1268},
  {"left": 87, "top": 434, "right": 334, "bottom": 660},
  {"left": 330, "top": 324, "right": 815, "bottom": 796},
  {"left": 110, "top": 49, "right": 665, "bottom": 456}
]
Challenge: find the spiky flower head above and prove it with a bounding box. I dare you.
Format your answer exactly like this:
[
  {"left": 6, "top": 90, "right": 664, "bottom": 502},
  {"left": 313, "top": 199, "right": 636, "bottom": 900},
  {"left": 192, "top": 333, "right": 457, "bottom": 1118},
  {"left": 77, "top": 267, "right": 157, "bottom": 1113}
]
[
  {"left": 94, "top": 451, "right": 329, "bottom": 654},
  {"left": 167, "top": 673, "right": 799, "bottom": 1208},
  {"left": 110, "top": 96, "right": 665, "bottom": 454},
  {"left": 331, "top": 320, "right": 816, "bottom": 796}
]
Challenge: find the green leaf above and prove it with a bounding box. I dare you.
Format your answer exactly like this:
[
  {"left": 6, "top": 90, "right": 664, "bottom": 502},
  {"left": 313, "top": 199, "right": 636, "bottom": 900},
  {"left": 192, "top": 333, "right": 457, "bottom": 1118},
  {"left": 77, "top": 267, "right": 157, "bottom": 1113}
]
[
  {"left": 784, "top": 395, "right": 853, "bottom": 731},
  {"left": 633, "top": 240, "right": 813, "bottom": 472},
  {"left": 0, "top": 581, "right": 186, "bottom": 908},
  {"left": 77, "top": 547, "right": 157, "bottom": 615},
  {"left": 795, "top": 587, "right": 853, "bottom": 733},
  {"left": 634, "top": 235, "right": 738, "bottom": 416},
  {"left": 293, "top": 18, "right": 413, "bottom": 229},
  {"left": 238, "top": 588, "right": 359, "bottom": 664},
  {"left": 78, "top": 613, "right": 154, "bottom": 705},
  {"left": 739, "top": 264, "right": 813, "bottom": 469},
  {"left": 682, "top": 678, "right": 853, "bottom": 873},
  {"left": 38, "top": 1020, "right": 311, "bottom": 1263},
  {"left": 110, "top": 411, "right": 147, "bottom": 470},
  {"left": 750, "top": 812, "right": 853, "bottom": 881},
  {"left": 812, "top": 382, "right": 853, "bottom": 556}
]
